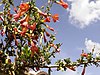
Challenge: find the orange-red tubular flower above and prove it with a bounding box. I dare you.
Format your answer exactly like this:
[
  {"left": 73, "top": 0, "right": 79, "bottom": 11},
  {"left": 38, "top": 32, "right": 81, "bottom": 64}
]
[
  {"left": 21, "top": 22, "right": 29, "bottom": 27},
  {"left": 34, "top": 7, "right": 48, "bottom": 18},
  {"left": 20, "top": 16, "right": 27, "bottom": 24},
  {"left": 30, "top": 22, "right": 36, "bottom": 31},
  {"left": 43, "top": 17, "right": 51, "bottom": 22},
  {"left": 81, "top": 53, "right": 88, "bottom": 57},
  {"left": 33, "top": 35, "right": 39, "bottom": 41},
  {"left": 20, "top": 31, "right": 25, "bottom": 36},
  {"left": 13, "top": 28, "right": 18, "bottom": 32},
  {"left": 20, "top": 27, "right": 28, "bottom": 36},
  {"left": 30, "top": 41, "right": 38, "bottom": 54},
  {"left": 30, "top": 46, "right": 38, "bottom": 54},
  {"left": 43, "top": 34, "right": 47, "bottom": 43},
  {"left": 50, "top": 43, "right": 60, "bottom": 52},
  {"left": 19, "top": 3, "right": 30, "bottom": 12},
  {"left": 1, "top": 30, "right": 5, "bottom": 36},
  {"left": 31, "top": 41, "right": 35, "bottom": 47},
  {"left": 13, "top": 3, "right": 30, "bottom": 21},
  {"left": 56, "top": 0, "right": 68, "bottom": 9},
  {"left": 52, "top": 14, "right": 59, "bottom": 22},
  {"left": 13, "top": 12, "right": 21, "bottom": 21},
  {"left": 20, "top": 15, "right": 30, "bottom": 28},
  {"left": 13, "top": 7, "right": 17, "bottom": 13},
  {"left": 45, "top": 31, "right": 50, "bottom": 37},
  {"left": 50, "top": 43, "right": 57, "bottom": 49},
  {"left": 38, "top": 11, "right": 47, "bottom": 18}
]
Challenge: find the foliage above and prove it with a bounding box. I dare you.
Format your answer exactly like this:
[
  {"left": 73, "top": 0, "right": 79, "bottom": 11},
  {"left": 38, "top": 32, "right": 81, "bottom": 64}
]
[{"left": 56, "top": 50, "right": 100, "bottom": 73}]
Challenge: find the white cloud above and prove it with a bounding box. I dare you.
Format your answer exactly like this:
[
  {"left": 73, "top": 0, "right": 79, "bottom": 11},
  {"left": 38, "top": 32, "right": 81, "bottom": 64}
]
[
  {"left": 85, "top": 38, "right": 100, "bottom": 54},
  {"left": 68, "top": 0, "right": 100, "bottom": 28}
]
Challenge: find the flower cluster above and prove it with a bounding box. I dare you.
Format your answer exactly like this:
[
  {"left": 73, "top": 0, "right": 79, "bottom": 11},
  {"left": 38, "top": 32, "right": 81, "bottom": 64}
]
[{"left": 56, "top": 0, "right": 68, "bottom": 9}]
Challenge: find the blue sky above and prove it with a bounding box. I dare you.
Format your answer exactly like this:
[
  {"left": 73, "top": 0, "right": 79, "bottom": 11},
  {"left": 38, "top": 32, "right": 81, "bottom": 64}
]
[{"left": 1, "top": 0, "right": 100, "bottom": 75}]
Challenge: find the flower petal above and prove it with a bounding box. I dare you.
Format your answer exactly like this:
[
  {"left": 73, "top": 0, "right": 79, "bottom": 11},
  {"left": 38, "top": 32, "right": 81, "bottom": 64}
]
[{"left": 52, "top": 14, "right": 59, "bottom": 22}]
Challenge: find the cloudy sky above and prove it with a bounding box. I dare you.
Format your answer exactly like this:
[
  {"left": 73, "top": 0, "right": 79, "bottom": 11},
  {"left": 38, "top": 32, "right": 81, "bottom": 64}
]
[
  {"left": 1, "top": 0, "right": 100, "bottom": 75},
  {"left": 68, "top": 0, "right": 100, "bottom": 28}
]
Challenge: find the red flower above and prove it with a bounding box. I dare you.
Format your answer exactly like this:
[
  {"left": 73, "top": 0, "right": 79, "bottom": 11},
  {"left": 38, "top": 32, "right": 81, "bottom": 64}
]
[
  {"left": 20, "top": 14, "right": 29, "bottom": 23},
  {"left": 20, "top": 15, "right": 30, "bottom": 31},
  {"left": 50, "top": 43, "right": 57, "bottom": 49},
  {"left": 30, "top": 41, "right": 38, "bottom": 57},
  {"left": 22, "top": 27, "right": 28, "bottom": 32},
  {"left": 1, "top": 30, "right": 5, "bottom": 36},
  {"left": 28, "top": 41, "right": 31, "bottom": 46},
  {"left": 13, "top": 7, "right": 17, "bottom": 13},
  {"left": 19, "top": 15, "right": 30, "bottom": 36},
  {"left": 30, "top": 22, "right": 36, "bottom": 31},
  {"left": 13, "top": 12, "right": 21, "bottom": 21},
  {"left": 20, "top": 27, "right": 28, "bottom": 36},
  {"left": 56, "top": 0, "right": 68, "bottom": 9},
  {"left": 21, "top": 22, "right": 29, "bottom": 27},
  {"left": 30, "top": 41, "right": 38, "bottom": 54},
  {"left": 13, "top": 28, "right": 18, "bottom": 32},
  {"left": 37, "top": 8, "right": 47, "bottom": 17},
  {"left": 36, "top": 67, "right": 40, "bottom": 71},
  {"left": 13, "top": 3, "right": 30, "bottom": 21},
  {"left": 45, "top": 31, "right": 50, "bottom": 37},
  {"left": 52, "top": 14, "right": 59, "bottom": 22},
  {"left": 31, "top": 41, "right": 35, "bottom": 47},
  {"left": 30, "top": 46, "right": 38, "bottom": 54},
  {"left": 43, "top": 34, "right": 47, "bottom": 43},
  {"left": 81, "top": 53, "right": 88, "bottom": 57},
  {"left": 39, "top": 12, "right": 47, "bottom": 17},
  {"left": 43, "top": 17, "right": 51, "bottom": 22},
  {"left": 20, "top": 31, "right": 26, "bottom": 36},
  {"left": 19, "top": 3, "right": 30, "bottom": 12},
  {"left": 20, "top": 16, "right": 27, "bottom": 24},
  {"left": 33, "top": 35, "right": 38, "bottom": 41},
  {"left": 50, "top": 43, "right": 60, "bottom": 52}
]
